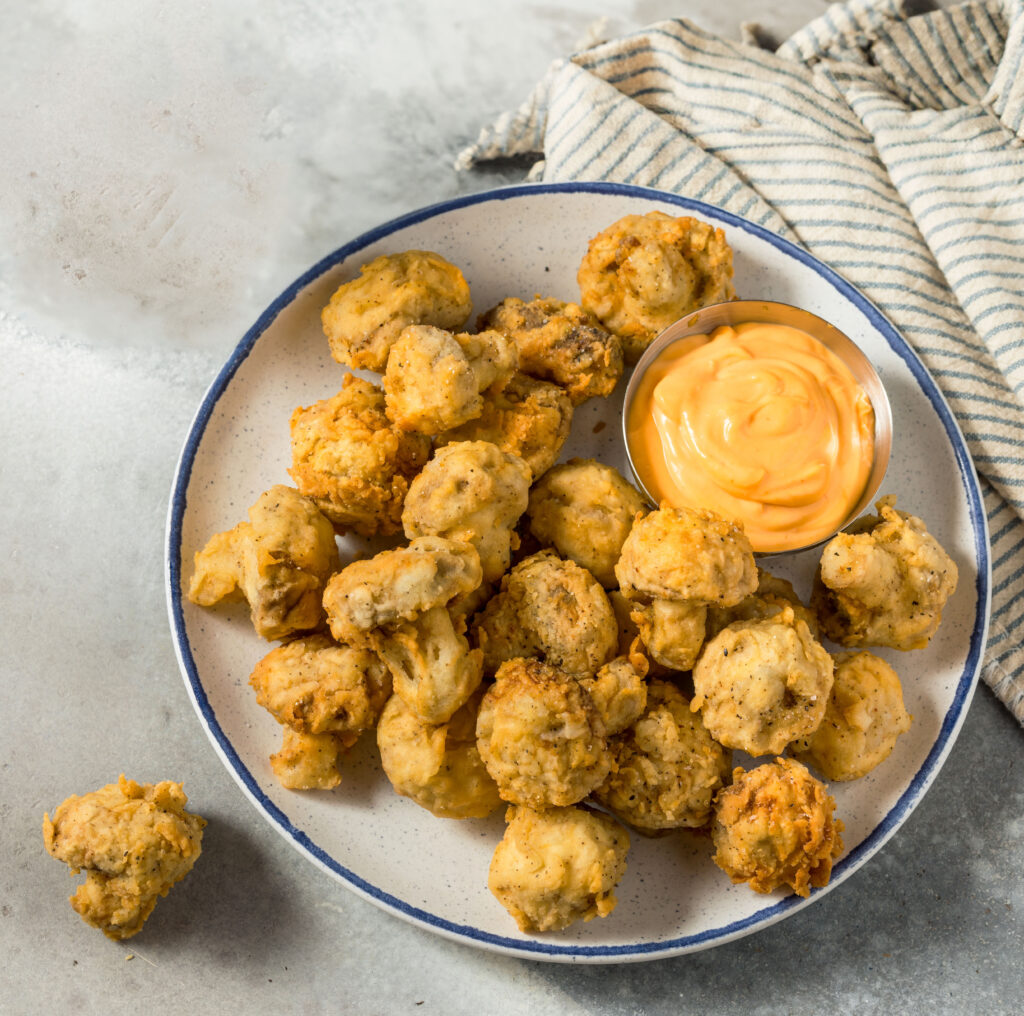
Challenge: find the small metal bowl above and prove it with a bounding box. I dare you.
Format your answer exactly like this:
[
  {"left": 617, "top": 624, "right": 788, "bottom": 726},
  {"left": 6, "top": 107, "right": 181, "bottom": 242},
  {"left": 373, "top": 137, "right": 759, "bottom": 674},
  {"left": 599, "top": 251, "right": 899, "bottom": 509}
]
[{"left": 621, "top": 299, "right": 893, "bottom": 556}]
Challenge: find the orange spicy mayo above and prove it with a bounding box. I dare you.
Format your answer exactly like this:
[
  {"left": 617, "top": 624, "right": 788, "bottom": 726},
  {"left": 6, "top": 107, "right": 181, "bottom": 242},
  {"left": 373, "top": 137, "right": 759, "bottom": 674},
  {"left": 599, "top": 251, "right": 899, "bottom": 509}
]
[{"left": 626, "top": 321, "right": 875, "bottom": 553}]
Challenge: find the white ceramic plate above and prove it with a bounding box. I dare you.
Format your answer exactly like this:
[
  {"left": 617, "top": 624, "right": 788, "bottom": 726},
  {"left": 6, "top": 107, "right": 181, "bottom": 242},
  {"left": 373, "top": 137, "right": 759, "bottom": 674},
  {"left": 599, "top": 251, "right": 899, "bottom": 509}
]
[{"left": 166, "top": 182, "right": 989, "bottom": 963}]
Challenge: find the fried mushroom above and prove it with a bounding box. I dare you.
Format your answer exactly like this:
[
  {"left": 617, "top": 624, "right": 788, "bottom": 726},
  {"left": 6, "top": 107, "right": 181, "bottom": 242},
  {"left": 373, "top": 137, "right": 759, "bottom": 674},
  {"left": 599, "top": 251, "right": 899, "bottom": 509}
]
[
  {"left": 323, "top": 536, "right": 482, "bottom": 646},
  {"left": 377, "top": 688, "right": 501, "bottom": 819},
  {"left": 269, "top": 728, "right": 347, "bottom": 790},
  {"left": 321, "top": 250, "right": 472, "bottom": 372},
  {"left": 43, "top": 776, "right": 205, "bottom": 940},
  {"left": 473, "top": 550, "right": 618, "bottom": 677},
  {"left": 692, "top": 608, "right": 834, "bottom": 757},
  {"left": 790, "top": 650, "right": 912, "bottom": 781},
  {"left": 488, "top": 805, "right": 629, "bottom": 932},
  {"left": 402, "top": 441, "right": 531, "bottom": 584},
  {"left": 289, "top": 374, "right": 430, "bottom": 537},
  {"left": 187, "top": 484, "right": 339, "bottom": 641},
  {"left": 477, "top": 296, "right": 623, "bottom": 405},
  {"left": 373, "top": 605, "right": 484, "bottom": 724},
  {"left": 615, "top": 505, "right": 757, "bottom": 606},
  {"left": 249, "top": 633, "right": 391, "bottom": 739},
  {"left": 711, "top": 758, "right": 843, "bottom": 897},
  {"left": 630, "top": 599, "right": 708, "bottom": 672},
  {"left": 811, "top": 497, "right": 959, "bottom": 650},
  {"left": 526, "top": 458, "right": 648, "bottom": 588},
  {"left": 579, "top": 651, "right": 649, "bottom": 736},
  {"left": 594, "top": 680, "right": 729, "bottom": 832},
  {"left": 577, "top": 211, "right": 735, "bottom": 363},
  {"left": 382, "top": 325, "right": 516, "bottom": 434},
  {"left": 475, "top": 658, "right": 612, "bottom": 808}
]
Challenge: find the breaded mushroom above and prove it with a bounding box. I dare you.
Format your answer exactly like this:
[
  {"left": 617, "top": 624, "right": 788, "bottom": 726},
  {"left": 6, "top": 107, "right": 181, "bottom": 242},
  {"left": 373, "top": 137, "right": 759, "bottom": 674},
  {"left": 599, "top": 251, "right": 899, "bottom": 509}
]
[
  {"left": 43, "top": 776, "right": 205, "bottom": 940},
  {"left": 488, "top": 805, "right": 630, "bottom": 932},
  {"left": 289, "top": 374, "right": 431, "bottom": 537},
  {"left": 473, "top": 550, "right": 618, "bottom": 677},
  {"left": 377, "top": 688, "right": 501, "bottom": 819},
  {"left": 374, "top": 604, "right": 484, "bottom": 724},
  {"left": 607, "top": 593, "right": 672, "bottom": 680},
  {"left": 382, "top": 325, "right": 517, "bottom": 434},
  {"left": 321, "top": 250, "right": 472, "bottom": 372},
  {"left": 270, "top": 728, "right": 349, "bottom": 790},
  {"left": 402, "top": 441, "right": 532, "bottom": 584},
  {"left": 811, "top": 497, "right": 959, "bottom": 651},
  {"left": 579, "top": 652, "right": 649, "bottom": 736},
  {"left": 615, "top": 505, "right": 757, "bottom": 606},
  {"left": 711, "top": 758, "right": 843, "bottom": 897},
  {"left": 791, "top": 650, "right": 912, "bottom": 781},
  {"left": 692, "top": 607, "right": 834, "bottom": 757},
  {"left": 187, "top": 484, "right": 339, "bottom": 641},
  {"left": 435, "top": 372, "right": 572, "bottom": 482},
  {"left": 630, "top": 599, "right": 708, "bottom": 672},
  {"left": 577, "top": 211, "right": 735, "bottom": 363},
  {"left": 249, "top": 633, "right": 391, "bottom": 740},
  {"left": 476, "top": 658, "right": 612, "bottom": 808},
  {"left": 594, "top": 680, "right": 729, "bottom": 831},
  {"left": 526, "top": 458, "right": 648, "bottom": 588},
  {"left": 477, "top": 296, "right": 623, "bottom": 405},
  {"left": 323, "top": 536, "right": 482, "bottom": 646}
]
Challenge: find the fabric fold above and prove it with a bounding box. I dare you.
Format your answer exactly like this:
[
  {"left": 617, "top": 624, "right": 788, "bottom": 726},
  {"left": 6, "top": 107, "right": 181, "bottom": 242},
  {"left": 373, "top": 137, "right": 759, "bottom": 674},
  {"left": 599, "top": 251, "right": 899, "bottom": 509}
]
[{"left": 985, "top": 0, "right": 1024, "bottom": 133}]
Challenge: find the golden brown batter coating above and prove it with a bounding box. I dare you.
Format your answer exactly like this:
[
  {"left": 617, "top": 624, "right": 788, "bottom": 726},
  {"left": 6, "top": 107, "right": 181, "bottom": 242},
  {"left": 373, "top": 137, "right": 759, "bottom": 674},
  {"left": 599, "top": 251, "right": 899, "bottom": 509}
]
[
  {"left": 526, "top": 458, "right": 648, "bottom": 588},
  {"left": 323, "top": 536, "right": 482, "bottom": 646},
  {"left": 447, "top": 579, "right": 495, "bottom": 633},
  {"left": 706, "top": 568, "right": 818, "bottom": 641},
  {"left": 473, "top": 550, "right": 618, "bottom": 677},
  {"left": 289, "top": 374, "right": 431, "bottom": 537},
  {"left": 488, "top": 805, "right": 630, "bottom": 932},
  {"left": 594, "top": 680, "right": 729, "bottom": 831},
  {"left": 577, "top": 211, "right": 736, "bottom": 363},
  {"left": 607, "top": 592, "right": 672, "bottom": 680},
  {"left": 402, "top": 441, "right": 532, "bottom": 584},
  {"left": 382, "top": 325, "right": 517, "bottom": 434},
  {"left": 630, "top": 599, "right": 708, "bottom": 672},
  {"left": 477, "top": 296, "right": 623, "bottom": 405},
  {"left": 476, "top": 658, "right": 612, "bottom": 808},
  {"left": 615, "top": 505, "right": 757, "bottom": 606},
  {"left": 811, "top": 498, "right": 959, "bottom": 651},
  {"left": 711, "top": 758, "right": 843, "bottom": 897},
  {"left": 43, "top": 776, "right": 205, "bottom": 940},
  {"left": 608, "top": 590, "right": 641, "bottom": 654},
  {"left": 579, "top": 650, "right": 649, "bottom": 737},
  {"left": 269, "top": 727, "right": 347, "bottom": 790},
  {"left": 435, "top": 372, "right": 572, "bottom": 482},
  {"left": 791, "top": 651, "right": 912, "bottom": 781},
  {"left": 377, "top": 688, "right": 502, "bottom": 819},
  {"left": 249, "top": 633, "right": 391, "bottom": 738},
  {"left": 374, "top": 605, "right": 484, "bottom": 724},
  {"left": 692, "top": 608, "right": 834, "bottom": 757},
  {"left": 321, "top": 250, "right": 472, "bottom": 372},
  {"left": 187, "top": 484, "right": 339, "bottom": 641}
]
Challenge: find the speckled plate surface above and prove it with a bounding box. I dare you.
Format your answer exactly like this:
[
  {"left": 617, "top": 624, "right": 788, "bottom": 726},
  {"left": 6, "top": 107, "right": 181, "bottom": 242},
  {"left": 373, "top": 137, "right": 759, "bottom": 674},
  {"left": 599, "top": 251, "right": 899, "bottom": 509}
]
[{"left": 166, "top": 182, "right": 989, "bottom": 963}]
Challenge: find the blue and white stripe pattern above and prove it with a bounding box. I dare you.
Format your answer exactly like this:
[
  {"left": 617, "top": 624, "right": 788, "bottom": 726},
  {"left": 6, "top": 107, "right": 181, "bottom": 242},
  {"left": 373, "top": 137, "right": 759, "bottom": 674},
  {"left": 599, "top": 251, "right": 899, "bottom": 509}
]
[{"left": 459, "top": 0, "right": 1024, "bottom": 723}]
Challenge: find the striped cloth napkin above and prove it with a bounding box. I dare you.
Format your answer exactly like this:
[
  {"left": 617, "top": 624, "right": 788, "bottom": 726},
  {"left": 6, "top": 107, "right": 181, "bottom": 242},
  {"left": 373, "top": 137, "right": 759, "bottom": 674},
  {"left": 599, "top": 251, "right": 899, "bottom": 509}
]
[{"left": 459, "top": 0, "right": 1024, "bottom": 724}]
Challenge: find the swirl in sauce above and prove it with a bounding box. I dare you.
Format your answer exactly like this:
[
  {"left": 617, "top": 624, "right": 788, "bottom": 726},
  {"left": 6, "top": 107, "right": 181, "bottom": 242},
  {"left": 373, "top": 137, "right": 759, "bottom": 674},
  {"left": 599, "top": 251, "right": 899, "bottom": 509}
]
[{"left": 626, "top": 322, "right": 875, "bottom": 553}]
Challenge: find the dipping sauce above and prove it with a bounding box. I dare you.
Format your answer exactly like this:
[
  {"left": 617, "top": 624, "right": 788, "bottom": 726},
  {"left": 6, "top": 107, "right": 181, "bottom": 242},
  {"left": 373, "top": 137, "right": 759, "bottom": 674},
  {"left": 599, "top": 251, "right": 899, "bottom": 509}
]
[{"left": 626, "top": 321, "right": 875, "bottom": 553}]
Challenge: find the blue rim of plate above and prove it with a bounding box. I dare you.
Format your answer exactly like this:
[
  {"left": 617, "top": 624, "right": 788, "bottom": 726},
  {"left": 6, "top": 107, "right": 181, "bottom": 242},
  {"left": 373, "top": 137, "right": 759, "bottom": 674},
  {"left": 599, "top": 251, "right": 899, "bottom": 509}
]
[{"left": 166, "top": 180, "right": 990, "bottom": 962}]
